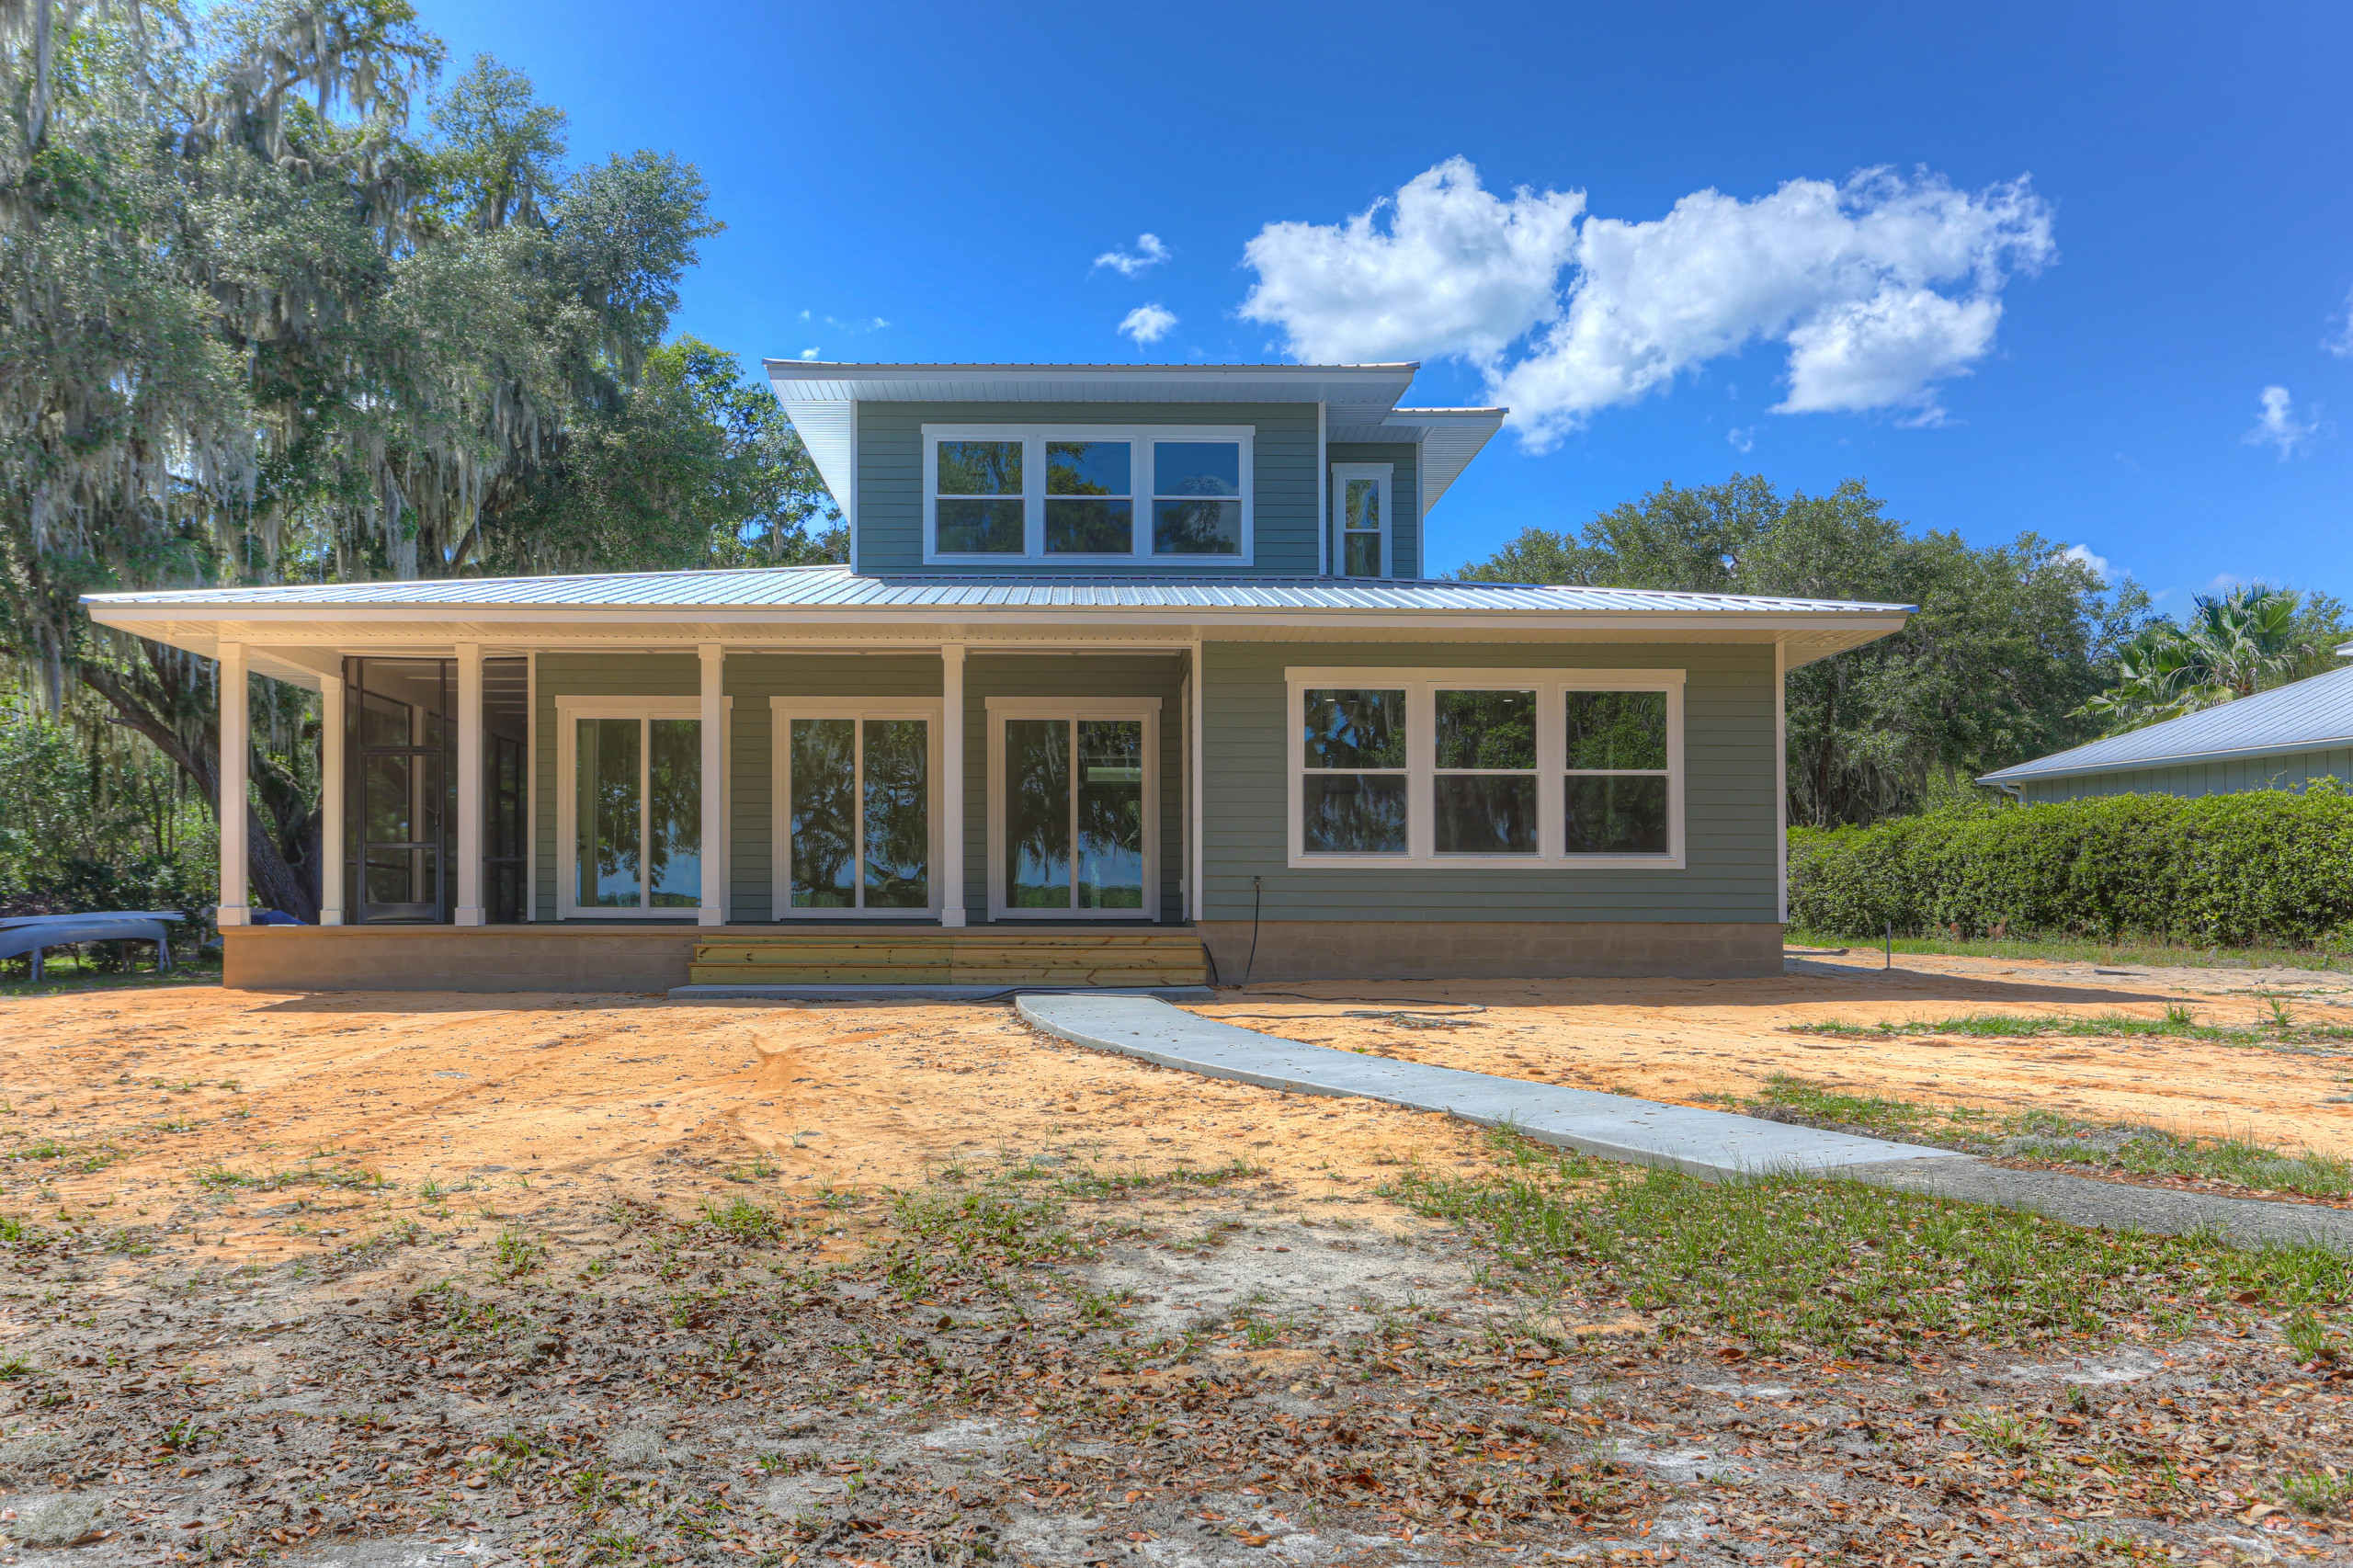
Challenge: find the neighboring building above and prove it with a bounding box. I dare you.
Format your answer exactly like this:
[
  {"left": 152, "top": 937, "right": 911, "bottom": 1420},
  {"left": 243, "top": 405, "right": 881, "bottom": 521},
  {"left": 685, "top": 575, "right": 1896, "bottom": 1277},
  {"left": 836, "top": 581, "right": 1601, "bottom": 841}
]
[
  {"left": 1979, "top": 653, "right": 2353, "bottom": 803},
  {"left": 83, "top": 361, "right": 1910, "bottom": 992}
]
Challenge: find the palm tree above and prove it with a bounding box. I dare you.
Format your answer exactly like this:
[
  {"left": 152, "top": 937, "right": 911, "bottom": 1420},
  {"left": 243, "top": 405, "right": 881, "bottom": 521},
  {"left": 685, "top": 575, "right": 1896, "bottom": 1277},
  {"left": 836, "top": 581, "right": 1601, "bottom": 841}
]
[{"left": 2078, "top": 585, "right": 2317, "bottom": 734}]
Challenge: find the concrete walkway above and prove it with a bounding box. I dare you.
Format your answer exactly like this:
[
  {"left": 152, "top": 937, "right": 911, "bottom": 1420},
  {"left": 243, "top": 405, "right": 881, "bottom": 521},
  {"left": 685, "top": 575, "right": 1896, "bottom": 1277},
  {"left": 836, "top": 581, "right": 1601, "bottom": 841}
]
[{"left": 1016, "top": 993, "right": 2353, "bottom": 1251}]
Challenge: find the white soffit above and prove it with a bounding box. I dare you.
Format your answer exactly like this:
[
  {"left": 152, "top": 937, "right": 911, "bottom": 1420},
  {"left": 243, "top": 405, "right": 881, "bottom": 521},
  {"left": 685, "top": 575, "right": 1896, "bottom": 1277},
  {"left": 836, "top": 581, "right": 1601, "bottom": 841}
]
[
  {"left": 767, "top": 361, "right": 1424, "bottom": 517},
  {"left": 1328, "top": 408, "right": 1507, "bottom": 513}
]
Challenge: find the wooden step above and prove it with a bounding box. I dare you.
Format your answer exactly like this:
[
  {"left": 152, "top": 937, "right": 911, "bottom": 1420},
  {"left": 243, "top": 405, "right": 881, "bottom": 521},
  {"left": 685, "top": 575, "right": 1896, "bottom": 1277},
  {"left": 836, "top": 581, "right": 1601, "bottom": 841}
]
[{"left": 687, "top": 926, "right": 1207, "bottom": 988}]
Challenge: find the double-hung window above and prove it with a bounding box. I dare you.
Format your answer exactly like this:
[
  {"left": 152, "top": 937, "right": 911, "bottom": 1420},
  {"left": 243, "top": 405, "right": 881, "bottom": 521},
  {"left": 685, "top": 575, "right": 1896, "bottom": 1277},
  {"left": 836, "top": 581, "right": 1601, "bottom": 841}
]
[
  {"left": 557, "top": 698, "right": 727, "bottom": 916},
  {"left": 923, "top": 426, "right": 1252, "bottom": 563},
  {"left": 1330, "top": 463, "right": 1392, "bottom": 577},
  {"left": 1287, "top": 669, "right": 1683, "bottom": 868},
  {"left": 771, "top": 699, "right": 939, "bottom": 915}
]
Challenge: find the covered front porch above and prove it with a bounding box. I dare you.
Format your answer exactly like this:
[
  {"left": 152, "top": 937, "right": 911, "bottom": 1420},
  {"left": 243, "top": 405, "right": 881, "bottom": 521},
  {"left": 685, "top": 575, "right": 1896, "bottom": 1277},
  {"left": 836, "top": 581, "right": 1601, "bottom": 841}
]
[{"left": 210, "top": 636, "right": 1208, "bottom": 990}]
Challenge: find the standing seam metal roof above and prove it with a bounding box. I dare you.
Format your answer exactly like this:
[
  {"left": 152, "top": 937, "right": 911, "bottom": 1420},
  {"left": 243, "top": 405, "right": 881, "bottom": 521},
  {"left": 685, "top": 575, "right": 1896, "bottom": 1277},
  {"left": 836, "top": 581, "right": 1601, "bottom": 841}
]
[
  {"left": 1979, "top": 662, "right": 2353, "bottom": 783},
  {"left": 83, "top": 563, "right": 1912, "bottom": 617}
]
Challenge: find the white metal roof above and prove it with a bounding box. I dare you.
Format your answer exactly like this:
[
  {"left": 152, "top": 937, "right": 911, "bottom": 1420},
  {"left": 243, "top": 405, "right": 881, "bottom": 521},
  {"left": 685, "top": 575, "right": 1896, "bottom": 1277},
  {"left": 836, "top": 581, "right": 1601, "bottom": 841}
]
[
  {"left": 761, "top": 360, "right": 1501, "bottom": 524},
  {"left": 1980, "top": 660, "right": 2353, "bottom": 785},
  {"left": 87, "top": 562, "right": 1909, "bottom": 617}
]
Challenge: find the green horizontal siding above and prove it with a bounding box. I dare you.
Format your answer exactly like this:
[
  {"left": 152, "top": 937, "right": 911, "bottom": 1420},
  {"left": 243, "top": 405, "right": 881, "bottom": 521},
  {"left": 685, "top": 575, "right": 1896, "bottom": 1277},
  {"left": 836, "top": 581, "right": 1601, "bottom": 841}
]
[
  {"left": 2019, "top": 746, "right": 2353, "bottom": 803},
  {"left": 1326, "top": 441, "right": 1421, "bottom": 579},
  {"left": 1199, "top": 641, "right": 1780, "bottom": 924},
  {"left": 856, "top": 403, "right": 1320, "bottom": 575}
]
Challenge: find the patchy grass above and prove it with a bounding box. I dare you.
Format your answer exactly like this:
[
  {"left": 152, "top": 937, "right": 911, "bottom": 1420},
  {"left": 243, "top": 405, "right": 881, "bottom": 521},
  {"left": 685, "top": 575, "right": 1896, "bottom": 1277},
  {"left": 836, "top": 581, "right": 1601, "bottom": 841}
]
[
  {"left": 1785, "top": 1003, "right": 2353, "bottom": 1051},
  {"left": 3, "top": 1135, "right": 122, "bottom": 1173},
  {"left": 1386, "top": 1128, "right": 2353, "bottom": 1358},
  {"left": 1787, "top": 926, "right": 2351, "bottom": 972},
  {"left": 1748, "top": 1074, "right": 2353, "bottom": 1201}
]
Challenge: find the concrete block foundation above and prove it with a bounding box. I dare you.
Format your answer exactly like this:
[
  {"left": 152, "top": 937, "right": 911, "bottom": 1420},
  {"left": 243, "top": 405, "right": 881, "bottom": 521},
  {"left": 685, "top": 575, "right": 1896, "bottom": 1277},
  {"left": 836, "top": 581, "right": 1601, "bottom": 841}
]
[{"left": 1194, "top": 919, "right": 1784, "bottom": 983}]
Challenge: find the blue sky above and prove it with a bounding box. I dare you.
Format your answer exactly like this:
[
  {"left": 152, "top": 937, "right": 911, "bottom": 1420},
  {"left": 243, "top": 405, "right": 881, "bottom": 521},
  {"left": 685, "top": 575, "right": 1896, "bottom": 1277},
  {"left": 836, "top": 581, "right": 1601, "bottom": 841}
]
[{"left": 413, "top": 0, "right": 2353, "bottom": 607}]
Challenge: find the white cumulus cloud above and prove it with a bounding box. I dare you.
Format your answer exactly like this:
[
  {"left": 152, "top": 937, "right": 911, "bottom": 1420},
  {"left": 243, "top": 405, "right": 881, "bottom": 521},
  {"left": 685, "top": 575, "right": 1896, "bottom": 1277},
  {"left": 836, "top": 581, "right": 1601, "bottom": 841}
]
[
  {"left": 1094, "top": 233, "right": 1170, "bottom": 278},
  {"left": 1119, "top": 303, "right": 1177, "bottom": 346},
  {"left": 1240, "top": 157, "right": 1584, "bottom": 369},
  {"left": 2327, "top": 285, "right": 2353, "bottom": 358},
  {"left": 2245, "top": 385, "right": 2320, "bottom": 459},
  {"left": 1240, "top": 159, "right": 2055, "bottom": 449},
  {"left": 2055, "top": 543, "right": 2111, "bottom": 583}
]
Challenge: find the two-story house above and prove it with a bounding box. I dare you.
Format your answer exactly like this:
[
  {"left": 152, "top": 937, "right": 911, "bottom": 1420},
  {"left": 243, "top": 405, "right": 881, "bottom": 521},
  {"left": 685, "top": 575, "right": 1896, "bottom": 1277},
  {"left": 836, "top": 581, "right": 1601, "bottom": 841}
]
[{"left": 84, "top": 361, "right": 1909, "bottom": 993}]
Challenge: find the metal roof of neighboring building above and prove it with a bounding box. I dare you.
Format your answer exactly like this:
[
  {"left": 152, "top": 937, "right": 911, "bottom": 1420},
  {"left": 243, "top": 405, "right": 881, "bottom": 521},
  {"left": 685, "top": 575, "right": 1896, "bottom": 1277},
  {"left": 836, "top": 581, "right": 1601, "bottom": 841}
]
[
  {"left": 1979, "top": 660, "right": 2353, "bottom": 785},
  {"left": 85, "top": 562, "right": 1910, "bottom": 617}
]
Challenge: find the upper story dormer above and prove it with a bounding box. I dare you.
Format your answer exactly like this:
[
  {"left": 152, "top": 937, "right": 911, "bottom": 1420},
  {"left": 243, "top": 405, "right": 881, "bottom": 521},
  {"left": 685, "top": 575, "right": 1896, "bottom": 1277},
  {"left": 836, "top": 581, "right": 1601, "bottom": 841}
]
[{"left": 763, "top": 361, "right": 1505, "bottom": 579}]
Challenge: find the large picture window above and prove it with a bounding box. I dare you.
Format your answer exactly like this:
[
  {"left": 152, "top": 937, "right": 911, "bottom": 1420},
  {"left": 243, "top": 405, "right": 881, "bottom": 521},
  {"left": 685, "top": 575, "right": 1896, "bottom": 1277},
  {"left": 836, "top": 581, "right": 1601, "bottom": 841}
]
[
  {"left": 770, "top": 699, "right": 939, "bottom": 916},
  {"left": 556, "top": 700, "right": 712, "bottom": 916},
  {"left": 1286, "top": 669, "right": 1683, "bottom": 868},
  {"left": 923, "top": 426, "right": 1252, "bottom": 564},
  {"left": 986, "top": 698, "right": 1160, "bottom": 918}
]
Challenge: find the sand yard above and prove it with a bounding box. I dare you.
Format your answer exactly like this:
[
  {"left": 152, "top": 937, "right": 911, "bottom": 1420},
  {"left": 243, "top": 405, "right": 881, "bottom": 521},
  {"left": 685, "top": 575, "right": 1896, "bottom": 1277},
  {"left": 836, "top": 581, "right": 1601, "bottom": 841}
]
[
  {"left": 5, "top": 951, "right": 2353, "bottom": 1567},
  {"left": 6, "top": 948, "right": 2351, "bottom": 1254}
]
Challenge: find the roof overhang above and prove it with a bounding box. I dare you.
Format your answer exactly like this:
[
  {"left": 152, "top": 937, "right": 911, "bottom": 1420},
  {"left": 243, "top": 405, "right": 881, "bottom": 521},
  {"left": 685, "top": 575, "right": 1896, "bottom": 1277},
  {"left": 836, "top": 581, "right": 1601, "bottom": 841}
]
[
  {"left": 1978, "top": 732, "right": 2353, "bottom": 788},
  {"left": 1327, "top": 407, "right": 1507, "bottom": 511},
  {"left": 86, "top": 598, "right": 1905, "bottom": 685},
  {"left": 764, "top": 361, "right": 1427, "bottom": 525}
]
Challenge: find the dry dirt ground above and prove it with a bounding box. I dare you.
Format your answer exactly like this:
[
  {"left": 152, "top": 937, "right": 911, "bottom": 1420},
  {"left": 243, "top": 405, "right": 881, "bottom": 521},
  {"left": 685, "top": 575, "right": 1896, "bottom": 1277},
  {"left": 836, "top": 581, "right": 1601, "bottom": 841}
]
[{"left": 1, "top": 953, "right": 2349, "bottom": 1568}]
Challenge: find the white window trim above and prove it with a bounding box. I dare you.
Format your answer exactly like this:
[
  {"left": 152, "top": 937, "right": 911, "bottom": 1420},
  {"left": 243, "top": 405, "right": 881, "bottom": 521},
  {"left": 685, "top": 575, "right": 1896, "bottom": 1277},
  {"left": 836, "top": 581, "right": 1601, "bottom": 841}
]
[
  {"left": 1283, "top": 668, "right": 1685, "bottom": 869},
  {"left": 1330, "top": 462, "right": 1394, "bottom": 580},
  {"left": 983, "top": 696, "right": 1163, "bottom": 921},
  {"left": 554, "top": 695, "right": 733, "bottom": 919},
  {"left": 769, "top": 697, "right": 944, "bottom": 919},
  {"left": 922, "top": 424, "right": 1255, "bottom": 566}
]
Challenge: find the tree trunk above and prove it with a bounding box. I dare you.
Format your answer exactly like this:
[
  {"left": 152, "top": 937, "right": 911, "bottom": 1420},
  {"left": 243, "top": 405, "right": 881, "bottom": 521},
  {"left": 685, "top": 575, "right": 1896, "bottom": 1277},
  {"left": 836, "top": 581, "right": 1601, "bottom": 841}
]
[{"left": 76, "top": 647, "right": 323, "bottom": 924}]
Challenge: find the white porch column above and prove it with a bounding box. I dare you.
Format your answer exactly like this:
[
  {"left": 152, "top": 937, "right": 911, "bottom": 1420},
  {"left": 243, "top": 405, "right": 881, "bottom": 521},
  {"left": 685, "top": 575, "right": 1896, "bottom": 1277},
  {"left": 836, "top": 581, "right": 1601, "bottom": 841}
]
[
  {"left": 454, "top": 642, "right": 485, "bottom": 926},
  {"left": 318, "top": 672, "right": 345, "bottom": 926},
  {"left": 938, "top": 643, "right": 966, "bottom": 927},
  {"left": 1189, "top": 640, "right": 1205, "bottom": 922},
  {"left": 698, "top": 643, "right": 725, "bottom": 926},
  {"left": 1775, "top": 638, "right": 1789, "bottom": 926},
  {"left": 216, "top": 642, "right": 250, "bottom": 926}
]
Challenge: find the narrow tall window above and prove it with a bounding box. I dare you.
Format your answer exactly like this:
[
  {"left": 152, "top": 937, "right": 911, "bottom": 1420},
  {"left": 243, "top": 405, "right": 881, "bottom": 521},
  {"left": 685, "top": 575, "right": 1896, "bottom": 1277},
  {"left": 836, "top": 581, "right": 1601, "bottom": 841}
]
[
  {"left": 1563, "top": 691, "right": 1670, "bottom": 854},
  {"left": 1343, "top": 477, "right": 1382, "bottom": 575},
  {"left": 1152, "top": 441, "right": 1243, "bottom": 554},
  {"left": 1332, "top": 464, "right": 1392, "bottom": 578},
  {"left": 1300, "top": 688, "right": 1407, "bottom": 854}
]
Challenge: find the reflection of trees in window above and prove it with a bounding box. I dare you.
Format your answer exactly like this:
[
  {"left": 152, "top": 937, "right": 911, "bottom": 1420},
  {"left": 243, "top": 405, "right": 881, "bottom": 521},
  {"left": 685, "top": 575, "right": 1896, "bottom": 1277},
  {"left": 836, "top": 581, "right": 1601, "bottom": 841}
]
[
  {"left": 646, "top": 719, "right": 701, "bottom": 906},
  {"left": 1302, "top": 688, "right": 1404, "bottom": 768},
  {"left": 790, "top": 719, "right": 856, "bottom": 906},
  {"left": 1563, "top": 691, "right": 1669, "bottom": 854},
  {"left": 1152, "top": 441, "right": 1241, "bottom": 555},
  {"left": 1005, "top": 720, "right": 1071, "bottom": 907},
  {"left": 1301, "top": 689, "right": 1408, "bottom": 854},
  {"left": 1434, "top": 690, "right": 1537, "bottom": 855},
  {"left": 863, "top": 720, "right": 929, "bottom": 908},
  {"left": 578, "top": 718, "right": 640, "bottom": 906},
  {"left": 1564, "top": 691, "right": 1667, "bottom": 770},
  {"left": 1076, "top": 721, "right": 1143, "bottom": 909},
  {"left": 939, "top": 441, "right": 1022, "bottom": 494}
]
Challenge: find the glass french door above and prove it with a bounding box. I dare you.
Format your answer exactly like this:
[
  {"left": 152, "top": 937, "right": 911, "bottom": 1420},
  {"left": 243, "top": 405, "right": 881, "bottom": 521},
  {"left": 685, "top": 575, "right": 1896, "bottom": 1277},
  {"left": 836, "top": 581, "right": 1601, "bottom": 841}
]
[
  {"left": 568, "top": 714, "right": 701, "bottom": 914},
  {"left": 779, "top": 712, "right": 933, "bottom": 914},
  {"left": 994, "top": 709, "right": 1154, "bottom": 917}
]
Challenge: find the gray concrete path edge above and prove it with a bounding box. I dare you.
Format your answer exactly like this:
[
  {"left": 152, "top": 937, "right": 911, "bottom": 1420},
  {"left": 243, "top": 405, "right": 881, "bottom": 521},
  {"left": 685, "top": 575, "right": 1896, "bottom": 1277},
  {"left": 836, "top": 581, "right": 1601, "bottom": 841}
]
[{"left": 1017, "top": 993, "right": 2353, "bottom": 1252}]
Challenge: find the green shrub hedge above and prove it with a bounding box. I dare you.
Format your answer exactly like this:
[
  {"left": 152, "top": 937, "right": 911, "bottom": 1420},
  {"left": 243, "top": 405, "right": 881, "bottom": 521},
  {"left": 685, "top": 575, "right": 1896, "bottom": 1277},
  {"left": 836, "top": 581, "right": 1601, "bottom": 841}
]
[{"left": 1787, "top": 785, "right": 2353, "bottom": 949}]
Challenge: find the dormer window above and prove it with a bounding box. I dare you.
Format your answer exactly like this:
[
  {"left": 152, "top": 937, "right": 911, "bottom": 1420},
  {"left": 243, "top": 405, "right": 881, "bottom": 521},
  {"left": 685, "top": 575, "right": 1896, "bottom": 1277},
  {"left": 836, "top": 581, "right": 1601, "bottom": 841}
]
[{"left": 924, "top": 425, "right": 1252, "bottom": 564}]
